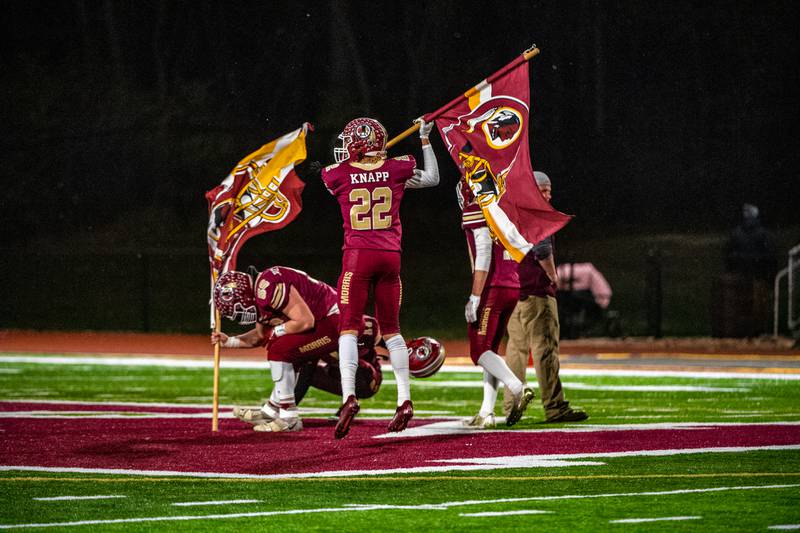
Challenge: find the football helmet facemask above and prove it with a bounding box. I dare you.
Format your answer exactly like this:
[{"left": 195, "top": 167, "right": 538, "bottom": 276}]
[
  {"left": 407, "top": 337, "right": 446, "bottom": 378},
  {"left": 214, "top": 271, "right": 258, "bottom": 325},
  {"left": 334, "top": 117, "right": 388, "bottom": 163}
]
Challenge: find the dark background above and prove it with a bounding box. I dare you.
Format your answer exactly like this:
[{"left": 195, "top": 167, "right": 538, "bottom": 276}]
[{"left": 2, "top": 1, "right": 798, "bottom": 336}]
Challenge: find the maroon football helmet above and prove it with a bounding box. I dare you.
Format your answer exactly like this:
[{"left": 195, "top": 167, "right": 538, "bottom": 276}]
[
  {"left": 407, "top": 337, "right": 446, "bottom": 378},
  {"left": 213, "top": 271, "right": 257, "bottom": 325},
  {"left": 334, "top": 117, "right": 388, "bottom": 163}
]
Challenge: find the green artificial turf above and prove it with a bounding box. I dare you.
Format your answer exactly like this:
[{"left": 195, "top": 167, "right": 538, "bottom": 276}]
[{"left": 1, "top": 357, "right": 799, "bottom": 530}]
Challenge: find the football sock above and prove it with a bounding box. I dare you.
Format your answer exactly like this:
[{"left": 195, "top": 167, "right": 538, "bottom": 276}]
[
  {"left": 385, "top": 334, "right": 411, "bottom": 405},
  {"left": 270, "top": 361, "right": 299, "bottom": 419},
  {"left": 338, "top": 333, "right": 358, "bottom": 402},
  {"left": 262, "top": 389, "right": 280, "bottom": 418},
  {"left": 477, "top": 350, "right": 523, "bottom": 396},
  {"left": 479, "top": 370, "right": 498, "bottom": 417}
]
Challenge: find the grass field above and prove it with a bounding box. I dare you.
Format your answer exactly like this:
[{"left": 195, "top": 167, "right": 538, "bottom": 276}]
[{"left": 1, "top": 354, "right": 800, "bottom": 531}]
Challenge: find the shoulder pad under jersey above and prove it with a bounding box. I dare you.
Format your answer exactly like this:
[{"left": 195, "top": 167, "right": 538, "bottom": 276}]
[{"left": 324, "top": 163, "right": 340, "bottom": 171}]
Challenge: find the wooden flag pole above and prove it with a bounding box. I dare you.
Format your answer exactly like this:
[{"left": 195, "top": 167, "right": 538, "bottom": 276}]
[
  {"left": 211, "top": 308, "right": 221, "bottom": 432},
  {"left": 385, "top": 122, "right": 420, "bottom": 150},
  {"left": 385, "top": 45, "right": 540, "bottom": 149}
]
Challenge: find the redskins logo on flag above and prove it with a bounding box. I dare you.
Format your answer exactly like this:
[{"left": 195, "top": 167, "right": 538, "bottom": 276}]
[{"left": 427, "top": 58, "right": 570, "bottom": 262}]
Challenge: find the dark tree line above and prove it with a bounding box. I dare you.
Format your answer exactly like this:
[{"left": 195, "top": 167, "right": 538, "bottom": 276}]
[{"left": 1, "top": 0, "right": 798, "bottom": 250}]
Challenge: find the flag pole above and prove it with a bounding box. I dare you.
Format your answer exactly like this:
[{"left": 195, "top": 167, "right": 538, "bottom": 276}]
[
  {"left": 211, "top": 307, "right": 221, "bottom": 432},
  {"left": 386, "top": 45, "right": 540, "bottom": 149}
]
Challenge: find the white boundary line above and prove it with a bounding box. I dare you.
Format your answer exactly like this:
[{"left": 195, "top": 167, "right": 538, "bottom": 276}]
[
  {"left": 460, "top": 510, "right": 552, "bottom": 517},
  {"left": 171, "top": 500, "right": 261, "bottom": 507},
  {"left": 32, "top": 495, "right": 125, "bottom": 502},
  {"left": 2, "top": 355, "right": 799, "bottom": 380},
  {"left": 609, "top": 516, "right": 701, "bottom": 523},
  {"left": 2, "top": 445, "right": 799, "bottom": 480},
  {"left": 0, "top": 484, "right": 796, "bottom": 529}
]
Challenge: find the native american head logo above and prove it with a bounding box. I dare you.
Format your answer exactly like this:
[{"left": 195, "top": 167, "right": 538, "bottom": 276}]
[
  {"left": 480, "top": 107, "right": 523, "bottom": 149},
  {"left": 457, "top": 142, "right": 507, "bottom": 206}
]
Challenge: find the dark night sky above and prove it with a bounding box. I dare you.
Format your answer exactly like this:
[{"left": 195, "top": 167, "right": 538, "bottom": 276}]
[{"left": 2, "top": 0, "right": 799, "bottom": 251}]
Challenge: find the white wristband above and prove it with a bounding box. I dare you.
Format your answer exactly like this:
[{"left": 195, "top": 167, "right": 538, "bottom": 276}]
[
  {"left": 273, "top": 324, "right": 287, "bottom": 337},
  {"left": 223, "top": 336, "right": 244, "bottom": 348}
]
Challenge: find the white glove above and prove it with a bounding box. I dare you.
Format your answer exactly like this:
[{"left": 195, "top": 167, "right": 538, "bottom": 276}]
[
  {"left": 417, "top": 118, "right": 434, "bottom": 139},
  {"left": 464, "top": 294, "right": 481, "bottom": 323}
]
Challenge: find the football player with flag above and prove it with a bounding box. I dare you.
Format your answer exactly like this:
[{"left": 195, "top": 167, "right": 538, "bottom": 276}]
[
  {"left": 322, "top": 117, "right": 440, "bottom": 439},
  {"left": 212, "top": 267, "right": 383, "bottom": 432},
  {"left": 383, "top": 46, "right": 570, "bottom": 426},
  {"left": 459, "top": 179, "right": 533, "bottom": 428},
  {"left": 422, "top": 47, "right": 570, "bottom": 262},
  {"left": 206, "top": 124, "right": 310, "bottom": 431}
]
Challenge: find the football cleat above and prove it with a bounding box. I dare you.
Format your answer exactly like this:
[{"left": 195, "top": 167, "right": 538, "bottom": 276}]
[
  {"left": 232, "top": 406, "right": 275, "bottom": 425},
  {"left": 334, "top": 395, "right": 360, "bottom": 439},
  {"left": 546, "top": 409, "right": 589, "bottom": 423},
  {"left": 213, "top": 271, "right": 257, "bottom": 325},
  {"left": 253, "top": 417, "right": 303, "bottom": 432},
  {"left": 387, "top": 400, "right": 414, "bottom": 432},
  {"left": 462, "top": 413, "right": 496, "bottom": 429},
  {"left": 506, "top": 387, "right": 535, "bottom": 427},
  {"left": 407, "top": 337, "right": 446, "bottom": 378}
]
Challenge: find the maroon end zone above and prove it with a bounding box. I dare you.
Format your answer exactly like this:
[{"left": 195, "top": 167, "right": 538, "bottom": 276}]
[{"left": 2, "top": 402, "right": 799, "bottom": 478}]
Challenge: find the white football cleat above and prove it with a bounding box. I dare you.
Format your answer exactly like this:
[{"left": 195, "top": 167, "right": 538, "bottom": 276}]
[
  {"left": 233, "top": 406, "right": 275, "bottom": 425},
  {"left": 253, "top": 417, "right": 303, "bottom": 432},
  {"left": 462, "top": 413, "right": 496, "bottom": 429}
]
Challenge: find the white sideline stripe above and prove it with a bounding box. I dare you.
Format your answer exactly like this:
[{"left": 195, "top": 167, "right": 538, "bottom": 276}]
[
  {"left": 384, "top": 380, "right": 750, "bottom": 392},
  {"left": 3, "top": 446, "right": 799, "bottom": 480},
  {"left": 1, "top": 485, "right": 795, "bottom": 529},
  {"left": 0, "top": 506, "right": 374, "bottom": 530},
  {"left": 769, "top": 526, "right": 800, "bottom": 530},
  {"left": 0, "top": 406, "right": 449, "bottom": 420},
  {"left": 1, "top": 402, "right": 798, "bottom": 431},
  {"left": 32, "top": 495, "right": 125, "bottom": 502},
  {"left": 171, "top": 499, "right": 261, "bottom": 507},
  {"left": 379, "top": 419, "right": 800, "bottom": 439},
  {"left": 610, "top": 516, "right": 701, "bottom": 524},
  {"left": 460, "top": 510, "right": 552, "bottom": 517},
  {"left": 2, "top": 355, "right": 799, "bottom": 380}
]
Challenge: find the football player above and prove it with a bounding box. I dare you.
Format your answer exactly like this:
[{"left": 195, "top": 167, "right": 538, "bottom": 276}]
[
  {"left": 459, "top": 180, "right": 535, "bottom": 428},
  {"left": 321, "top": 117, "right": 439, "bottom": 438},
  {"left": 213, "top": 266, "right": 374, "bottom": 432}
]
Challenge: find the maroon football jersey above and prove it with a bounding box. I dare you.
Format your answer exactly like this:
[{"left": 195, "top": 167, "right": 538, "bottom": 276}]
[
  {"left": 462, "top": 203, "right": 519, "bottom": 289},
  {"left": 322, "top": 156, "right": 417, "bottom": 251},
  {"left": 254, "top": 266, "right": 338, "bottom": 325}
]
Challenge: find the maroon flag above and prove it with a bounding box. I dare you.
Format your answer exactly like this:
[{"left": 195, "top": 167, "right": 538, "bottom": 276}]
[
  {"left": 424, "top": 54, "right": 571, "bottom": 262},
  {"left": 206, "top": 124, "right": 310, "bottom": 280}
]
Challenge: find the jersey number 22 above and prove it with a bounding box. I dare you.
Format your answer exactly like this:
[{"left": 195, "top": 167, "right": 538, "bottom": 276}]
[{"left": 349, "top": 187, "right": 392, "bottom": 230}]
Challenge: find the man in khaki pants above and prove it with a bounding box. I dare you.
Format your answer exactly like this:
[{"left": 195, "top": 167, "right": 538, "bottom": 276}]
[{"left": 503, "top": 171, "right": 588, "bottom": 423}]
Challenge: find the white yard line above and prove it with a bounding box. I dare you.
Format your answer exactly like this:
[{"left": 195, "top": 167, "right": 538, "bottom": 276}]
[
  {"left": 609, "top": 516, "right": 701, "bottom": 523},
  {"left": 0, "top": 485, "right": 795, "bottom": 529},
  {"left": 1, "top": 355, "right": 799, "bottom": 380},
  {"left": 32, "top": 495, "right": 125, "bottom": 502},
  {"left": 3, "top": 446, "right": 799, "bottom": 480},
  {"left": 383, "top": 380, "right": 750, "bottom": 392},
  {"left": 769, "top": 526, "right": 800, "bottom": 530},
  {"left": 460, "top": 510, "right": 552, "bottom": 517},
  {"left": 171, "top": 499, "right": 261, "bottom": 507}
]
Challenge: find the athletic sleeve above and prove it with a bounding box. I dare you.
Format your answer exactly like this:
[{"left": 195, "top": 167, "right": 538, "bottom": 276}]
[
  {"left": 461, "top": 202, "right": 487, "bottom": 230},
  {"left": 320, "top": 164, "right": 339, "bottom": 195}
]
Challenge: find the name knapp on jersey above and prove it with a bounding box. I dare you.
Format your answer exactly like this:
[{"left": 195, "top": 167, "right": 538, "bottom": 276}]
[{"left": 350, "top": 171, "right": 390, "bottom": 184}]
